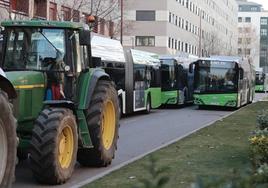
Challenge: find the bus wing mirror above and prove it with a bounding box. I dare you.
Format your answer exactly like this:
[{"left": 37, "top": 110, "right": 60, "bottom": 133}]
[
  {"left": 189, "top": 63, "right": 194, "bottom": 73},
  {"left": 79, "top": 30, "right": 91, "bottom": 45}
]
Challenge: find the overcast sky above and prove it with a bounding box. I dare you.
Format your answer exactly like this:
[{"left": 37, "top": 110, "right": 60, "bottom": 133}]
[{"left": 250, "top": 0, "right": 268, "bottom": 10}]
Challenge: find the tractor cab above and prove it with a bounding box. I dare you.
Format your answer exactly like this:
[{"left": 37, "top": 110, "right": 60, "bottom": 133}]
[{"left": 1, "top": 21, "right": 90, "bottom": 101}]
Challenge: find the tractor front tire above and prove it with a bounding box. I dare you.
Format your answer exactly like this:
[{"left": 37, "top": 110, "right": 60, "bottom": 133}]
[
  {"left": 77, "top": 80, "right": 119, "bottom": 167},
  {"left": 30, "top": 108, "right": 78, "bottom": 185},
  {"left": 0, "top": 91, "right": 17, "bottom": 188}
]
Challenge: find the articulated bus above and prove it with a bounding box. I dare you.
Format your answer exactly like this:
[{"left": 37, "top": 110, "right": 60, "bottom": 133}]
[
  {"left": 91, "top": 36, "right": 161, "bottom": 114},
  {"left": 191, "top": 56, "right": 255, "bottom": 108},
  {"left": 159, "top": 55, "right": 196, "bottom": 105},
  {"left": 255, "top": 68, "right": 268, "bottom": 92}
]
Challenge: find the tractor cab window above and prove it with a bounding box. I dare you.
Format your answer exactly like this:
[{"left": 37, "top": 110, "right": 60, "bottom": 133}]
[{"left": 3, "top": 28, "right": 66, "bottom": 71}]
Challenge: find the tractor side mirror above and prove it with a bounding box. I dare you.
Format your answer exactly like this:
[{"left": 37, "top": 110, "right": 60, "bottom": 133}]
[
  {"left": 239, "top": 68, "right": 244, "bottom": 80},
  {"left": 79, "top": 30, "right": 91, "bottom": 46}
]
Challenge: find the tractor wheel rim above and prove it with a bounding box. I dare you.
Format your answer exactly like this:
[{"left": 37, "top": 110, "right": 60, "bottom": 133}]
[
  {"left": 0, "top": 120, "right": 8, "bottom": 183},
  {"left": 102, "top": 100, "right": 116, "bottom": 150},
  {"left": 58, "top": 124, "right": 74, "bottom": 169}
]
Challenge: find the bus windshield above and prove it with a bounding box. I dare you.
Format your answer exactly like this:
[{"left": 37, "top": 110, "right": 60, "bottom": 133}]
[
  {"left": 194, "top": 60, "right": 238, "bottom": 93},
  {"left": 161, "top": 59, "right": 176, "bottom": 91},
  {"left": 3, "top": 28, "right": 65, "bottom": 70}
]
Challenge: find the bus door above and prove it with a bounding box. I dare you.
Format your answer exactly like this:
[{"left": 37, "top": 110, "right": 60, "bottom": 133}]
[
  {"left": 238, "top": 68, "right": 247, "bottom": 105},
  {"left": 133, "top": 64, "right": 147, "bottom": 111}
]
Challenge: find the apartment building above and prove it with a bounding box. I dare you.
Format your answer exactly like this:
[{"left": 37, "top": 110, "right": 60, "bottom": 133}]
[
  {"left": 237, "top": 0, "right": 268, "bottom": 71},
  {"left": 0, "top": 0, "right": 120, "bottom": 37},
  {"left": 123, "top": 0, "right": 238, "bottom": 56}
]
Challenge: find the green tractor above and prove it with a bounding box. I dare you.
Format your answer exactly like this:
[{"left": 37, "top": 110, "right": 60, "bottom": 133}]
[{"left": 0, "top": 20, "right": 120, "bottom": 185}]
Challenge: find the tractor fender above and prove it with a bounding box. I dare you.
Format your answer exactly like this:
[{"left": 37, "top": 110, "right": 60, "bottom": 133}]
[
  {"left": 0, "top": 74, "right": 17, "bottom": 99},
  {"left": 43, "top": 100, "right": 76, "bottom": 115},
  {"left": 84, "top": 69, "right": 110, "bottom": 109}
]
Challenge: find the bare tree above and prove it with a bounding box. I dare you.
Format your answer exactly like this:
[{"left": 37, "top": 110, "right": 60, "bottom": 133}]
[
  {"left": 202, "top": 31, "right": 221, "bottom": 56},
  {"left": 238, "top": 25, "right": 259, "bottom": 60}
]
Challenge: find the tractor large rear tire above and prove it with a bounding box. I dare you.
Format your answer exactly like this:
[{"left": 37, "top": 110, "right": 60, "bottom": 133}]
[
  {"left": 77, "top": 80, "right": 119, "bottom": 167},
  {"left": 0, "top": 91, "right": 17, "bottom": 188},
  {"left": 30, "top": 108, "right": 78, "bottom": 185}
]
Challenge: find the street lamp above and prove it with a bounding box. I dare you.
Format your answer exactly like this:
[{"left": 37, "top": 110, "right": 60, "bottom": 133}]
[
  {"left": 120, "top": 0, "right": 123, "bottom": 44},
  {"left": 91, "top": 0, "right": 93, "bottom": 14}
]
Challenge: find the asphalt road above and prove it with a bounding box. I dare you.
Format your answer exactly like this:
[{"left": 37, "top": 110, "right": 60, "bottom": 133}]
[{"left": 13, "top": 93, "right": 267, "bottom": 188}]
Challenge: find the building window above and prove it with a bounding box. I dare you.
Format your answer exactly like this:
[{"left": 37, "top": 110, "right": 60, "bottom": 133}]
[
  {"left": 261, "top": 18, "right": 268, "bottom": 25},
  {"left": 93, "top": 16, "right": 99, "bottom": 33},
  {"left": 49, "top": 2, "right": 57, "bottom": 20},
  {"left": 34, "top": 0, "right": 47, "bottom": 18},
  {"left": 238, "top": 17, "right": 242, "bottom": 22},
  {"left": 61, "top": 6, "right": 71, "bottom": 21},
  {"left": 261, "top": 29, "right": 268, "bottom": 36},
  {"left": 109, "top": 21, "right": 114, "bottom": 37},
  {"left": 246, "top": 38, "right": 251, "bottom": 45},
  {"left": 10, "top": 0, "right": 29, "bottom": 14},
  {"left": 99, "top": 18, "right": 105, "bottom": 35},
  {"left": 251, "top": 7, "right": 257, "bottom": 11},
  {"left": 73, "top": 10, "right": 80, "bottom": 22},
  {"left": 136, "top": 36, "right": 155, "bottom": 46},
  {"left": 246, "top": 49, "right": 251, "bottom": 55},
  {"left": 238, "top": 38, "right": 242, "bottom": 44},
  {"left": 245, "top": 17, "right": 251, "bottom": 23},
  {"left": 260, "top": 49, "right": 267, "bottom": 57},
  {"left": 244, "top": 27, "right": 251, "bottom": 33},
  {"left": 136, "top": 10, "right": 155, "bottom": 21},
  {"left": 238, "top": 48, "right": 242, "bottom": 55}
]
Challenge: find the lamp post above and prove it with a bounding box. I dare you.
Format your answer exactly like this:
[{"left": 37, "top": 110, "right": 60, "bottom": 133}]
[
  {"left": 120, "top": 0, "right": 123, "bottom": 44},
  {"left": 91, "top": 0, "right": 93, "bottom": 14}
]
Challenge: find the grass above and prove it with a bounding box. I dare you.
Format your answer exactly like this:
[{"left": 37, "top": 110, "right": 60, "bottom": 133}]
[{"left": 84, "top": 102, "right": 268, "bottom": 188}]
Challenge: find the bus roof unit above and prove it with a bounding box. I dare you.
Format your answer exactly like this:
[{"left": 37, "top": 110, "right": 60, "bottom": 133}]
[{"left": 91, "top": 35, "right": 126, "bottom": 63}]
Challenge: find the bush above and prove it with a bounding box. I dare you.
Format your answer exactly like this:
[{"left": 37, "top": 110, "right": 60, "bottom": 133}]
[
  {"left": 132, "top": 155, "right": 170, "bottom": 188},
  {"left": 253, "top": 163, "right": 268, "bottom": 184},
  {"left": 256, "top": 110, "right": 268, "bottom": 130},
  {"left": 249, "top": 129, "right": 268, "bottom": 167}
]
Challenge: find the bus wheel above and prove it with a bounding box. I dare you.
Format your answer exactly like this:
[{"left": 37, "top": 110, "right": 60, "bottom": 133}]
[{"left": 145, "top": 96, "right": 151, "bottom": 114}]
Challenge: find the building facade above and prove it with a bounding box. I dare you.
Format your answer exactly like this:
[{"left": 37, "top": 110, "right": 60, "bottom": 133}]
[
  {"left": 0, "top": 0, "right": 120, "bottom": 37},
  {"left": 237, "top": 0, "right": 268, "bottom": 71},
  {"left": 123, "top": 0, "right": 238, "bottom": 56}
]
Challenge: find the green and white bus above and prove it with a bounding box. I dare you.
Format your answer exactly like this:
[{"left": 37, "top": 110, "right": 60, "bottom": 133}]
[
  {"left": 255, "top": 68, "right": 268, "bottom": 92},
  {"left": 159, "top": 55, "right": 197, "bottom": 105},
  {"left": 191, "top": 56, "right": 255, "bottom": 108},
  {"left": 91, "top": 36, "right": 161, "bottom": 114}
]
